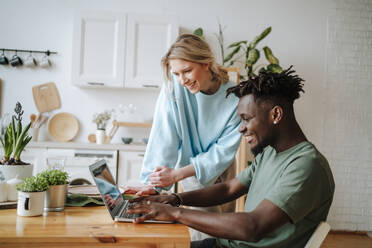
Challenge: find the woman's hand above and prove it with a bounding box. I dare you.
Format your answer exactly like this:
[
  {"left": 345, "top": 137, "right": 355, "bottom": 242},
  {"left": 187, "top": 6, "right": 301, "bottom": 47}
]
[
  {"left": 126, "top": 199, "right": 180, "bottom": 223},
  {"left": 123, "top": 185, "right": 158, "bottom": 196},
  {"left": 148, "top": 166, "right": 179, "bottom": 187}
]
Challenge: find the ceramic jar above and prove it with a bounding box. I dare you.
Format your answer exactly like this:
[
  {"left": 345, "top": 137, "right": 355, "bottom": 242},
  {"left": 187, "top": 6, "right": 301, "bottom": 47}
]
[
  {"left": 7, "top": 176, "right": 23, "bottom": 201},
  {"left": 96, "top": 129, "right": 105, "bottom": 144}
]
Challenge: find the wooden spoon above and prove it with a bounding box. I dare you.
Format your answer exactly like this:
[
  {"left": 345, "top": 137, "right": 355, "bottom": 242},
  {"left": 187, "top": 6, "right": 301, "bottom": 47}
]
[{"left": 30, "top": 114, "right": 36, "bottom": 128}]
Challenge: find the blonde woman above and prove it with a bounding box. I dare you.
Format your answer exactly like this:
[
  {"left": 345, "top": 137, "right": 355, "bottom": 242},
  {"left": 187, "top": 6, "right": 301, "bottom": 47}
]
[{"left": 125, "top": 34, "right": 241, "bottom": 240}]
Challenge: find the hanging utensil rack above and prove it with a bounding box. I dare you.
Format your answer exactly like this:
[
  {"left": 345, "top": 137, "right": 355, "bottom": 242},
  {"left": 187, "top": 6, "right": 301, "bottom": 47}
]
[{"left": 0, "top": 48, "right": 57, "bottom": 55}]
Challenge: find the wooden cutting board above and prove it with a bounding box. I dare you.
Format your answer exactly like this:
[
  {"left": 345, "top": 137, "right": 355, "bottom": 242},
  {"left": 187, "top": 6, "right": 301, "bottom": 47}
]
[{"left": 32, "top": 82, "right": 61, "bottom": 113}]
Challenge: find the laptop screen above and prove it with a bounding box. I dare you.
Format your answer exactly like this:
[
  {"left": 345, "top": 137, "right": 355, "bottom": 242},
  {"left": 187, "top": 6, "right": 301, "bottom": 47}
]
[{"left": 89, "top": 160, "right": 125, "bottom": 219}]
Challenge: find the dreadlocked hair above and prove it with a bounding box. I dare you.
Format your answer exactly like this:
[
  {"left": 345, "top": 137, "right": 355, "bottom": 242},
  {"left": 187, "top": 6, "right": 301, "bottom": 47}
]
[{"left": 226, "top": 66, "right": 305, "bottom": 104}]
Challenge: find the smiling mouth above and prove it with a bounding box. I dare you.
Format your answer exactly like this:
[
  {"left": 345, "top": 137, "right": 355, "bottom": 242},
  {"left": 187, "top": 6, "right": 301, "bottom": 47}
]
[{"left": 186, "top": 81, "right": 196, "bottom": 89}]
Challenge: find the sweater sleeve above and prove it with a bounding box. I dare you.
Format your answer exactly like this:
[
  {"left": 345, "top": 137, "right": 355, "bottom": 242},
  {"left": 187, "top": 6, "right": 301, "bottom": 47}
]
[
  {"left": 190, "top": 114, "right": 242, "bottom": 186},
  {"left": 140, "top": 86, "right": 181, "bottom": 185}
]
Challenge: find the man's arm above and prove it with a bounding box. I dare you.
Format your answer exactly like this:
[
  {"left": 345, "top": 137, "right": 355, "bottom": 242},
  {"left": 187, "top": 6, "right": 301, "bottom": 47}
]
[
  {"left": 179, "top": 178, "right": 248, "bottom": 207},
  {"left": 175, "top": 199, "right": 290, "bottom": 242}
]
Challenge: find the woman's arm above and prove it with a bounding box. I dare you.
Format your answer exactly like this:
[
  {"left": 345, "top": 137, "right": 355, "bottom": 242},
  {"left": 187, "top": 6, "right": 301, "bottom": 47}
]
[{"left": 148, "top": 164, "right": 195, "bottom": 187}]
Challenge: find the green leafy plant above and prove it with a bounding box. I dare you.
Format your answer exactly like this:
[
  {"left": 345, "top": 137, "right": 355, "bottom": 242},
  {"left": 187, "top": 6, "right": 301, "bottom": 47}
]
[
  {"left": 16, "top": 175, "right": 49, "bottom": 192},
  {"left": 0, "top": 102, "right": 32, "bottom": 165},
  {"left": 38, "top": 169, "right": 69, "bottom": 186},
  {"left": 224, "top": 26, "right": 282, "bottom": 79}
]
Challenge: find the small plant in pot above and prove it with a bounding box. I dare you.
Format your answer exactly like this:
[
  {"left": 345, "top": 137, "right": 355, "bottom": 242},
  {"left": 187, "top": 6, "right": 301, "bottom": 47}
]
[
  {"left": 38, "top": 169, "right": 69, "bottom": 212},
  {"left": 16, "top": 175, "right": 49, "bottom": 217},
  {"left": 0, "top": 102, "right": 33, "bottom": 181}
]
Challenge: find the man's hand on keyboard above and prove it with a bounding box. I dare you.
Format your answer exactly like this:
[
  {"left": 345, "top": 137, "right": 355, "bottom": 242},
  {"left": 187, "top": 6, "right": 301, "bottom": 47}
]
[{"left": 125, "top": 199, "right": 178, "bottom": 223}]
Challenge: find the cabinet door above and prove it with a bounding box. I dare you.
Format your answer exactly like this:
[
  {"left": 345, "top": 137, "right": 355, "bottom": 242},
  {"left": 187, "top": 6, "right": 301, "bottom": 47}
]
[
  {"left": 125, "top": 14, "right": 178, "bottom": 89},
  {"left": 71, "top": 11, "right": 126, "bottom": 88},
  {"left": 117, "top": 151, "right": 145, "bottom": 187},
  {"left": 20, "top": 147, "right": 48, "bottom": 175}
]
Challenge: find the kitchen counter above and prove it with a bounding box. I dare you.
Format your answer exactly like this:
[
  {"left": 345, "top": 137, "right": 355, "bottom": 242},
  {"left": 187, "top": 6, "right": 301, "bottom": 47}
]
[
  {"left": 0, "top": 206, "right": 190, "bottom": 247},
  {"left": 28, "top": 141, "right": 146, "bottom": 151}
]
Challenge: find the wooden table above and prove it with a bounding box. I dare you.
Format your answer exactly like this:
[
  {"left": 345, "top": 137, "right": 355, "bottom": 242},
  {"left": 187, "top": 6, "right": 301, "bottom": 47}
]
[{"left": 0, "top": 206, "right": 190, "bottom": 248}]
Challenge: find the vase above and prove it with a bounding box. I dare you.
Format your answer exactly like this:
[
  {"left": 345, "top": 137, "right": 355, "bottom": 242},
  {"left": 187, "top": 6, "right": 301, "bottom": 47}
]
[
  {"left": 96, "top": 129, "right": 105, "bottom": 144},
  {"left": 44, "top": 184, "right": 67, "bottom": 212},
  {"left": 0, "top": 164, "right": 34, "bottom": 181},
  {"left": 17, "top": 191, "right": 45, "bottom": 217}
]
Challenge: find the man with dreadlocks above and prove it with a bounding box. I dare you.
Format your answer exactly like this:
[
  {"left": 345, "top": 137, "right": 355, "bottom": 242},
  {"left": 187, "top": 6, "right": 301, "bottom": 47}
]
[{"left": 126, "top": 67, "right": 335, "bottom": 248}]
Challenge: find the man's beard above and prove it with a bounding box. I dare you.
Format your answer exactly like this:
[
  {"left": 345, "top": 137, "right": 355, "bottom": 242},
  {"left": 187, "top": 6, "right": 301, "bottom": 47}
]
[{"left": 251, "top": 143, "right": 266, "bottom": 156}]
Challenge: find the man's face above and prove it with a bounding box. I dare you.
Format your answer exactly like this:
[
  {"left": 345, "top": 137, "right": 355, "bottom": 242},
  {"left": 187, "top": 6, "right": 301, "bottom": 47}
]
[{"left": 238, "top": 94, "right": 274, "bottom": 156}]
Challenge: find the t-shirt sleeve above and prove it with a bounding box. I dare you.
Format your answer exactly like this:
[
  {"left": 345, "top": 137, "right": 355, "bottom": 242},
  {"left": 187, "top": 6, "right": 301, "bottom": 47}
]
[
  {"left": 265, "top": 156, "right": 328, "bottom": 224},
  {"left": 237, "top": 158, "right": 258, "bottom": 188}
]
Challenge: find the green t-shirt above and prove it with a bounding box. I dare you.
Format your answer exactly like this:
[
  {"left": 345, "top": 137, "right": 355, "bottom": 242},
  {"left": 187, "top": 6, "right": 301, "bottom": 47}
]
[{"left": 218, "top": 141, "right": 335, "bottom": 248}]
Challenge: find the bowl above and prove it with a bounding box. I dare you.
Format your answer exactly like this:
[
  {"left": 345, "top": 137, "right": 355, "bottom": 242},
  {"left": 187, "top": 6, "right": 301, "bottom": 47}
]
[
  {"left": 121, "top": 137, "right": 133, "bottom": 144},
  {"left": 48, "top": 112, "right": 79, "bottom": 142}
]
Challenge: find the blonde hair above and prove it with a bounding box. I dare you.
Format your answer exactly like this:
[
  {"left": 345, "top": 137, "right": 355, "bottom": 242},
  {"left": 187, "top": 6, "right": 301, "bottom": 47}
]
[{"left": 161, "top": 34, "right": 229, "bottom": 85}]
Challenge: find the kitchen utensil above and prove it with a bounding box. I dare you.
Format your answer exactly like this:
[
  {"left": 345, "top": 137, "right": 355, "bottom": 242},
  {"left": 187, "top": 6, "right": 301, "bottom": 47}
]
[
  {"left": 32, "top": 82, "right": 61, "bottom": 114},
  {"left": 30, "top": 114, "right": 36, "bottom": 128},
  {"left": 0, "top": 50, "right": 8, "bottom": 65},
  {"left": 24, "top": 52, "right": 37, "bottom": 67},
  {"left": 88, "top": 133, "right": 96, "bottom": 143},
  {"left": 48, "top": 112, "right": 79, "bottom": 142}
]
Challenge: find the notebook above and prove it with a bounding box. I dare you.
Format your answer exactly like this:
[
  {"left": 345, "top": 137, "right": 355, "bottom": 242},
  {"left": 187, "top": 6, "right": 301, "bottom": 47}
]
[{"left": 89, "top": 159, "right": 172, "bottom": 223}]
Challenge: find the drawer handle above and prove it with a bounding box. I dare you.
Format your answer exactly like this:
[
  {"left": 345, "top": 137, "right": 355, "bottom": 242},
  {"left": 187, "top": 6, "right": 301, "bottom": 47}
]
[
  {"left": 137, "top": 154, "right": 144, "bottom": 157},
  {"left": 87, "top": 82, "right": 104, "bottom": 86},
  {"left": 142, "top": 84, "right": 159, "bottom": 88}
]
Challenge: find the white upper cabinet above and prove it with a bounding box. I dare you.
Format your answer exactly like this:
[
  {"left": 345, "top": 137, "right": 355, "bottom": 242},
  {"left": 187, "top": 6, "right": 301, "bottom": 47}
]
[
  {"left": 71, "top": 11, "right": 179, "bottom": 89},
  {"left": 125, "top": 14, "right": 178, "bottom": 89},
  {"left": 72, "top": 12, "right": 126, "bottom": 88}
]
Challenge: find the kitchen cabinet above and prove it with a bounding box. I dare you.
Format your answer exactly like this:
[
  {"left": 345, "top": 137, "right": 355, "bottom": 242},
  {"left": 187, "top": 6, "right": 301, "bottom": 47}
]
[
  {"left": 71, "top": 11, "right": 179, "bottom": 88},
  {"left": 117, "top": 151, "right": 144, "bottom": 187},
  {"left": 71, "top": 11, "right": 126, "bottom": 88},
  {"left": 125, "top": 13, "right": 178, "bottom": 89},
  {"left": 18, "top": 147, "right": 48, "bottom": 175}
]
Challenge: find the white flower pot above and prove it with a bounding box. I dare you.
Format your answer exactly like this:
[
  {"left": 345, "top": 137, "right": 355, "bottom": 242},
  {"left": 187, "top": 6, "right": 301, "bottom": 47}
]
[
  {"left": 0, "top": 164, "right": 34, "bottom": 181},
  {"left": 17, "top": 191, "right": 45, "bottom": 217}
]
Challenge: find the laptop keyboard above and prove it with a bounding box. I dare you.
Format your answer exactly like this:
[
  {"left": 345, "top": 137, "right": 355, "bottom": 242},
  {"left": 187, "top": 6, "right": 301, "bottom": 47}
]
[{"left": 119, "top": 202, "right": 142, "bottom": 219}]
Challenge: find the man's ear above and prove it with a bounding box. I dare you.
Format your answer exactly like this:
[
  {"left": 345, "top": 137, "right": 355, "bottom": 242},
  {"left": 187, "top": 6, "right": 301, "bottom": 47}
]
[{"left": 271, "top": 106, "right": 283, "bottom": 125}]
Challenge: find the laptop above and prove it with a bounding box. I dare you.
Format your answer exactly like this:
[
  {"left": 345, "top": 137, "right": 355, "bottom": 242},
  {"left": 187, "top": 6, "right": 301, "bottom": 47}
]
[{"left": 89, "top": 159, "right": 172, "bottom": 223}]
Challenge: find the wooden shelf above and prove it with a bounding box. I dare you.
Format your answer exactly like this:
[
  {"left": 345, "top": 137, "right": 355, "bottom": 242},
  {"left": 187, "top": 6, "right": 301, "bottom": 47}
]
[{"left": 107, "top": 120, "right": 152, "bottom": 143}]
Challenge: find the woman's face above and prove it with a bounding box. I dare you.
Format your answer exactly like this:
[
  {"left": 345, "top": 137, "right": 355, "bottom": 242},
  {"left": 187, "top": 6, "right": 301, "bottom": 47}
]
[{"left": 169, "top": 59, "right": 210, "bottom": 94}]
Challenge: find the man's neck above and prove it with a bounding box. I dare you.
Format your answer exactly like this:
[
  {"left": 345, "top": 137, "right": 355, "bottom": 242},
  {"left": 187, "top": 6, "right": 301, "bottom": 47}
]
[{"left": 272, "top": 121, "right": 307, "bottom": 153}]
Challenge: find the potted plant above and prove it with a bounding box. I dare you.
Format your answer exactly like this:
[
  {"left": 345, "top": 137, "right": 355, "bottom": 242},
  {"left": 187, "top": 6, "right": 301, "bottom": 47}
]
[
  {"left": 223, "top": 26, "right": 282, "bottom": 79},
  {"left": 16, "top": 175, "right": 49, "bottom": 216},
  {"left": 92, "top": 110, "right": 111, "bottom": 144},
  {"left": 0, "top": 102, "right": 33, "bottom": 181},
  {"left": 39, "top": 169, "right": 69, "bottom": 212}
]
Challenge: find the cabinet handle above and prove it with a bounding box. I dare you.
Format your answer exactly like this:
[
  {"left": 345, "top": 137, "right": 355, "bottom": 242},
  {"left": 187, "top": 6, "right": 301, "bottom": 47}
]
[
  {"left": 138, "top": 154, "right": 144, "bottom": 157},
  {"left": 142, "top": 84, "right": 159, "bottom": 88},
  {"left": 87, "top": 82, "right": 104, "bottom": 86}
]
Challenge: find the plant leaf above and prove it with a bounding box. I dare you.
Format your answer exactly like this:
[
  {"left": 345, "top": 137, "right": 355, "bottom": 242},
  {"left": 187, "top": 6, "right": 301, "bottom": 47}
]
[
  {"left": 227, "top": 40, "right": 247, "bottom": 48},
  {"left": 224, "top": 46, "right": 241, "bottom": 63},
  {"left": 263, "top": 46, "right": 280, "bottom": 65},
  {"left": 248, "top": 26, "right": 272, "bottom": 49},
  {"left": 193, "top": 28, "right": 203, "bottom": 37},
  {"left": 246, "top": 49, "right": 260, "bottom": 67},
  {"left": 267, "top": 64, "right": 283, "bottom": 73}
]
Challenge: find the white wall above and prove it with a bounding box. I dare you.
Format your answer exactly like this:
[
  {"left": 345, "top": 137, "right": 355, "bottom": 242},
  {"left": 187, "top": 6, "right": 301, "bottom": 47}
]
[{"left": 0, "top": 0, "right": 371, "bottom": 231}]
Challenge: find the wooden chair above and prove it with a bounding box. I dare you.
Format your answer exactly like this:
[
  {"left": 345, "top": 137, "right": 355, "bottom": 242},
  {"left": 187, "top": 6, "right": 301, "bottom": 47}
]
[
  {"left": 224, "top": 67, "right": 255, "bottom": 212},
  {"left": 304, "top": 222, "right": 331, "bottom": 248}
]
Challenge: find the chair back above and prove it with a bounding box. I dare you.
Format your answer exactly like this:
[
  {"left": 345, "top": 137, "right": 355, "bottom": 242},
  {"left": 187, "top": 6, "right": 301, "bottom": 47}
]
[{"left": 304, "top": 222, "right": 330, "bottom": 248}]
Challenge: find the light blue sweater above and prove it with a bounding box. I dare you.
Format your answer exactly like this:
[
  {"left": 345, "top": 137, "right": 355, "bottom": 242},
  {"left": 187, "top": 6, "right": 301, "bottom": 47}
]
[{"left": 140, "top": 76, "right": 242, "bottom": 190}]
